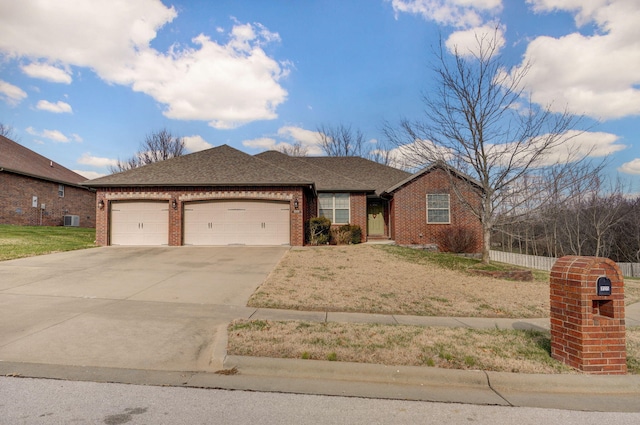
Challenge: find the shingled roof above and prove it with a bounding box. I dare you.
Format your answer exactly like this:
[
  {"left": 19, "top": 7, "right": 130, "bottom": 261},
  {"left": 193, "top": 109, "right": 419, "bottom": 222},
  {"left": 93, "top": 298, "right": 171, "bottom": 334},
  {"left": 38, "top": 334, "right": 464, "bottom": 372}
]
[
  {"left": 83, "top": 144, "right": 314, "bottom": 188},
  {"left": 255, "top": 150, "right": 373, "bottom": 192},
  {"left": 0, "top": 135, "right": 88, "bottom": 186},
  {"left": 301, "top": 156, "right": 411, "bottom": 195}
]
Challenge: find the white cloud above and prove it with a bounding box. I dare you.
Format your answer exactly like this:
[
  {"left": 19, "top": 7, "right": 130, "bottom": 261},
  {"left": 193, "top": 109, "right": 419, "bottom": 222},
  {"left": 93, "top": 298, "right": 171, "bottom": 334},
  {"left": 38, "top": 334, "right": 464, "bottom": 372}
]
[
  {"left": 242, "top": 126, "right": 325, "bottom": 155},
  {"left": 21, "top": 63, "right": 72, "bottom": 84},
  {"left": 0, "top": 79, "right": 27, "bottom": 105},
  {"left": 619, "top": 158, "right": 640, "bottom": 175},
  {"left": 493, "top": 130, "right": 625, "bottom": 167},
  {"left": 388, "top": 139, "right": 455, "bottom": 169},
  {"left": 72, "top": 170, "right": 106, "bottom": 179},
  {"left": 183, "top": 135, "right": 213, "bottom": 152},
  {"left": 77, "top": 153, "right": 117, "bottom": 168},
  {"left": 526, "top": 0, "right": 609, "bottom": 27},
  {"left": 36, "top": 100, "right": 73, "bottom": 113},
  {"left": 0, "top": 0, "right": 176, "bottom": 72},
  {"left": 72, "top": 133, "right": 83, "bottom": 142},
  {"left": 390, "top": 0, "right": 502, "bottom": 28},
  {"left": 0, "top": 0, "right": 289, "bottom": 129},
  {"left": 129, "top": 29, "right": 288, "bottom": 129},
  {"left": 516, "top": 1, "right": 640, "bottom": 120},
  {"left": 26, "top": 126, "right": 70, "bottom": 143},
  {"left": 277, "top": 126, "right": 324, "bottom": 155},
  {"left": 392, "top": 130, "right": 624, "bottom": 170},
  {"left": 42, "top": 129, "right": 69, "bottom": 143},
  {"left": 243, "top": 137, "right": 280, "bottom": 150},
  {"left": 445, "top": 23, "right": 505, "bottom": 56}
]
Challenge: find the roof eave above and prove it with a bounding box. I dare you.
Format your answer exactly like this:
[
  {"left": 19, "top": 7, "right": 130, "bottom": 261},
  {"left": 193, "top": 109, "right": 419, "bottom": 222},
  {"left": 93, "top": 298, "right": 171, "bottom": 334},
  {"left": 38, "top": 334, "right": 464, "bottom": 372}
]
[{"left": 82, "top": 181, "right": 316, "bottom": 188}]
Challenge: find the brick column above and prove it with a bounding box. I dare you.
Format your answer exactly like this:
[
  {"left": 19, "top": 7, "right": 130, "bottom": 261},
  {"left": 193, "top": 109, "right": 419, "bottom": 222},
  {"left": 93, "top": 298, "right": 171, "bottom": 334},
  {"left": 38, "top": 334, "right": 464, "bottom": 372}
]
[{"left": 550, "top": 256, "right": 626, "bottom": 374}]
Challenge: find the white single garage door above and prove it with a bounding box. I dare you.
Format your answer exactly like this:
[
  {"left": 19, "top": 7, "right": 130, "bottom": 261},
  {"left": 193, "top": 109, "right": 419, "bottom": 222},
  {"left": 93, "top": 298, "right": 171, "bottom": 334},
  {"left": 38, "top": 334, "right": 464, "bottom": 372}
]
[
  {"left": 184, "top": 200, "right": 290, "bottom": 246},
  {"left": 110, "top": 201, "right": 169, "bottom": 246}
]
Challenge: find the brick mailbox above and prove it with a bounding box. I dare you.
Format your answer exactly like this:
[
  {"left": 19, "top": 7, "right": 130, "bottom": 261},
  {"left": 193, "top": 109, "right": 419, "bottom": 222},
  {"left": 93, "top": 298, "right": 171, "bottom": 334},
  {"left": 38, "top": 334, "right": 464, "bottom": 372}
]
[{"left": 550, "top": 256, "right": 626, "bottom": 374}]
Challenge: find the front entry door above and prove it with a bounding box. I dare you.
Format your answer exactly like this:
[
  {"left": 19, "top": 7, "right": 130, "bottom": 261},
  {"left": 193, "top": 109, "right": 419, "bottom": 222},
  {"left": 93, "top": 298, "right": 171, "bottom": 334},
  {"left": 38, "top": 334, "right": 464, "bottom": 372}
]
[{"left": 367, "top": 202, "right": 385, "bottom": 236}]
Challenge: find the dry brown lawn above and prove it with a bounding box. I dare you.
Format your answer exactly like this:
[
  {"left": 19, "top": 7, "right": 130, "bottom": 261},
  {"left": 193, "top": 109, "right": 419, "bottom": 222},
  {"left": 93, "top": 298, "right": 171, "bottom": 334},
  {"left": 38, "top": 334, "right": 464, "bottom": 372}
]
[
  {"left": 248, "top": 244, "right": 550, "bottom": 318},
  {"left": 227, "top": 320, "right": 640, "bottom": 374},
  {"left": 236, "top": 245, "right": 640, "bottom": 374},
  {"left": 227, "top": 319, "right": 573, "bottom": 374}
]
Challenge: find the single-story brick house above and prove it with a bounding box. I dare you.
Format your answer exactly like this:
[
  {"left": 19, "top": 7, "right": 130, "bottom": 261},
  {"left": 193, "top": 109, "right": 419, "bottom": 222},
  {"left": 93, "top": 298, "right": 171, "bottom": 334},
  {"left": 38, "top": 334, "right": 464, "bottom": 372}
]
[
  {"left": 83, "top": 144, "right": 482, "bottom": 252},
  {"left": 0, "top": 135, "right": 96, "bottom": 227}
]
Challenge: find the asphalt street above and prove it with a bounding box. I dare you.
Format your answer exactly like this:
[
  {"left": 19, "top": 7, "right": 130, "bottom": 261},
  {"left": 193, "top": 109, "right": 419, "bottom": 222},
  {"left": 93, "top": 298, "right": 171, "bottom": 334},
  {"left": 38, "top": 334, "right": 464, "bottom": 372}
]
[{"left": 2, "top": 376, "right": 640, "bottom": 425}]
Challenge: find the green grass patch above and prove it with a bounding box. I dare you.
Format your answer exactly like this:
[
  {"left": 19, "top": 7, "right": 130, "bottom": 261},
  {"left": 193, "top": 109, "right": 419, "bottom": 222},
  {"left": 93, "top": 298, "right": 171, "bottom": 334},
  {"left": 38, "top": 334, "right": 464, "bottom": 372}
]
[{"left": 0, "top": 224, "right": 96, "bottom": 261}]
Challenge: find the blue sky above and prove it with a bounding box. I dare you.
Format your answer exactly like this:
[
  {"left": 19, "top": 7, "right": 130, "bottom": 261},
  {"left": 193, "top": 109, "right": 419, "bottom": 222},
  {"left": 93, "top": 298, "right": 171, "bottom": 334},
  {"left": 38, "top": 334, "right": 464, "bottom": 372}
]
[{"left": 1, "top": 0, "right": 639, "bottom": 190}]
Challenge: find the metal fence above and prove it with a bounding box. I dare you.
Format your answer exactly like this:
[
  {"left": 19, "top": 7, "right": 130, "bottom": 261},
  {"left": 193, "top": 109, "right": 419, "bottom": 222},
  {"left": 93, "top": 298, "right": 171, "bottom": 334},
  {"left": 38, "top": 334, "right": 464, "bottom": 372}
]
[{"left": 489, "top": 250, "right": 640, "bottom": 278}]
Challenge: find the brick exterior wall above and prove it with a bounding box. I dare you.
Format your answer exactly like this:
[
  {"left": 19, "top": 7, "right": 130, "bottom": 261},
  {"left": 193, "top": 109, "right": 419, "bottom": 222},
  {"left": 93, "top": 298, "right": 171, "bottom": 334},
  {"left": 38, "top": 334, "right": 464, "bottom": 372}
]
[
  {"left": 550, "top": 256, "right": 627, "bottom": 374},
  {"left": 1, "top": 172, "right": 96, "bottom": 228},
  {"left": 95, "top": 186, "right": 306, "bottom": 246},
  {"left": 389, "top": 167, "right": 483, "bottom": 253},
  {"left": 350, "top": 192, "right": 367, "bottom": 243}
]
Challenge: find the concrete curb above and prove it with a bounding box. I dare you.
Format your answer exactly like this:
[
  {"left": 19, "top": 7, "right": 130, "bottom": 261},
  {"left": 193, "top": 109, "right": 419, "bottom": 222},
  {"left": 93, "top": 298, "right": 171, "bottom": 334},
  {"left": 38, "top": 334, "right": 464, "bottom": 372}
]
[
  {"left": 222, "top": 355, "right": 640, "bottom": 412},
  {"left": 223, "top": 355, "right": 489, "bottom": 388}
]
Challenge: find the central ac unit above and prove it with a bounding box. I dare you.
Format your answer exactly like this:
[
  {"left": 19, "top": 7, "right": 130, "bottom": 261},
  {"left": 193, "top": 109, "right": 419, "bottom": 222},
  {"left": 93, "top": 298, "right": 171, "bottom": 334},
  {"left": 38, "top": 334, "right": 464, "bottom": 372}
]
[{"left": 63, "top": 215, "right": 80, "bottom": 227}]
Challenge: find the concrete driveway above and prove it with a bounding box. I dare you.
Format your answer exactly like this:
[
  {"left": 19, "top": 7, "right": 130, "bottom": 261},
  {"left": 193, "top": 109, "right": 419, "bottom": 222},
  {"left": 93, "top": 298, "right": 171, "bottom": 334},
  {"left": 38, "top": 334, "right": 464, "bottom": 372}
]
[{"left": 0, "top": 246, "right": 287, "bottom": 372}]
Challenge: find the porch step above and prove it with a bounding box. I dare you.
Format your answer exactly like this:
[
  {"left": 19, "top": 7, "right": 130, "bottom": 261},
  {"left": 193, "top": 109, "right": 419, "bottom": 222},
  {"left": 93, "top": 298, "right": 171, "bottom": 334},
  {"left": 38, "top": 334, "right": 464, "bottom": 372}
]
[{"left": 365, "top": 238, "right": 395, "bottom": 245}]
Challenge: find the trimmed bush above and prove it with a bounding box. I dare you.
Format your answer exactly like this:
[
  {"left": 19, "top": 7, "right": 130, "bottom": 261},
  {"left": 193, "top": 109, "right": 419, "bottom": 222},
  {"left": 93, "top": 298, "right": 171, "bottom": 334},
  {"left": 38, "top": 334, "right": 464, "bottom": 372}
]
[{"left": 307, "top": 216, "right": 331, "bottom": 245}]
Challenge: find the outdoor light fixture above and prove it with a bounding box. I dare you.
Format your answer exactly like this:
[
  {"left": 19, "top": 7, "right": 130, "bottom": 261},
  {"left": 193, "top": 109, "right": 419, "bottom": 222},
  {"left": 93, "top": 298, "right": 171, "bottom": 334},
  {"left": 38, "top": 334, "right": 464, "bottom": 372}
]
[
  {"left": 171, "top": 199, "right": 177, "bottom": 209},
  {"left": 98, "top": 200, "right": 104, "bottom": 210},
  {"left": 294, "top": 198, "right": 299, "bottom": 210}
]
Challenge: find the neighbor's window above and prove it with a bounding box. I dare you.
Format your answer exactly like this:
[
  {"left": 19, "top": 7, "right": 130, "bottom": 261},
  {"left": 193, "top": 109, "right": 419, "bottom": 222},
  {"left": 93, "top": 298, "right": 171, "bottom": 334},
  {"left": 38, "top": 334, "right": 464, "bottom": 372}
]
[
  {"left": 426, "top": 194, "right": 450, "bottom": 223},
  {"left": 58, "top": 184, "right": 65, "bottom": 198},
  {"left": 319, "top": 193, "right": 350, "bottom": 224}
]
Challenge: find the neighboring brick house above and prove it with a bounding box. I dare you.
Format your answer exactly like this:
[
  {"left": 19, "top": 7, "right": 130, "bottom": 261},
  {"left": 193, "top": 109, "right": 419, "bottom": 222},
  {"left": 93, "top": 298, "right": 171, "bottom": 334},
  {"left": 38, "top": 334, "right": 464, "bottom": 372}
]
[
  {"left": 83, "top": 144, "right": 482, "bottom": 252},
  {"left": 0, "top": 135, "right": 96, "bottom": 227}
]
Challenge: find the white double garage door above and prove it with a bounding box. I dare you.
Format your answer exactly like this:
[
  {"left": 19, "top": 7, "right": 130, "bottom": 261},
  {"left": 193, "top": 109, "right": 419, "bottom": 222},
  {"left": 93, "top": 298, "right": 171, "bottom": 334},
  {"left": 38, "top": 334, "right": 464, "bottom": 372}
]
[{"left": 110, "top": 200, "right": 290, "bottom": 246}]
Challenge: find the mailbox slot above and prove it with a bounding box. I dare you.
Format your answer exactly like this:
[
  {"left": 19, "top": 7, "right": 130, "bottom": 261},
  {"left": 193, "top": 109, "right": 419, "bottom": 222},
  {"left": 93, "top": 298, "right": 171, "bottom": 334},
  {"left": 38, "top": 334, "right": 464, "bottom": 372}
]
[{"left": 593, "top": 299, "right": 614, "bottom": 318}]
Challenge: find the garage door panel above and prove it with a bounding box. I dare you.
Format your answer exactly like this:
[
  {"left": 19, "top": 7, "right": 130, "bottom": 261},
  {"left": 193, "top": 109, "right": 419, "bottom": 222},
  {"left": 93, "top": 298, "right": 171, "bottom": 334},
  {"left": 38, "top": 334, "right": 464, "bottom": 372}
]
[
  {"left": 184, "top": 201, "right": 290, "bottom": 246},
  {"left": 111, "top": 202, "right": 169, "bottom": 246}
]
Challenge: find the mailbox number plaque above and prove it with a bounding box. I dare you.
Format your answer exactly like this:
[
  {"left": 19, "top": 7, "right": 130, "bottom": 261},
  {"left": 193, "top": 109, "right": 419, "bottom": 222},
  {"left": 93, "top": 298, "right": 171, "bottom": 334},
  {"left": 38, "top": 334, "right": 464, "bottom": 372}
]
[{"left": 597, "top": 276, "right": 612, "bottom": 296}]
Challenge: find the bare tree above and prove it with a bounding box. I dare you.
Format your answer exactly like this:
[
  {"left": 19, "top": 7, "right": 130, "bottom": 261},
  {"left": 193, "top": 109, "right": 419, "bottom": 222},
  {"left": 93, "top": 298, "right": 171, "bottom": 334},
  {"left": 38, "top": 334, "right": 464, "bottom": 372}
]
[
  {"left": 110, "top": 128, "right": 185, "bottom": 173},
  {"left": 316, "top": 123, "right": 399, "bottom": 167},
  {"left": 277, "top": 141, "right": 308, "bottom": 156},
  {"left": 316, "top": 123, "right": 366, "bottom": 157},
  {"left": 366, "top": 139, "right": 395, "bottom": 166},
  {"left": 384, "top": 30, "right": 586, "bottom": 263},
  {"left": 0, "top": 123, "right": 15, "bottom": 139}
]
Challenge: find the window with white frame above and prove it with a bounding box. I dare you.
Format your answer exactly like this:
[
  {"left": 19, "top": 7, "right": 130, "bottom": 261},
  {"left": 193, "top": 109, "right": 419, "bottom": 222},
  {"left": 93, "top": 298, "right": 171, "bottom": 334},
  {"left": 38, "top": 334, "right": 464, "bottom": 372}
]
[
  {"left": 426, "top": 194, "right": 450, "bottom": 223},
  {"left": 319, "top": 193, "right": 350, "bottom": 224},
  {"left": 58, "top": 184, "right": 65, "bottom": 198}
]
